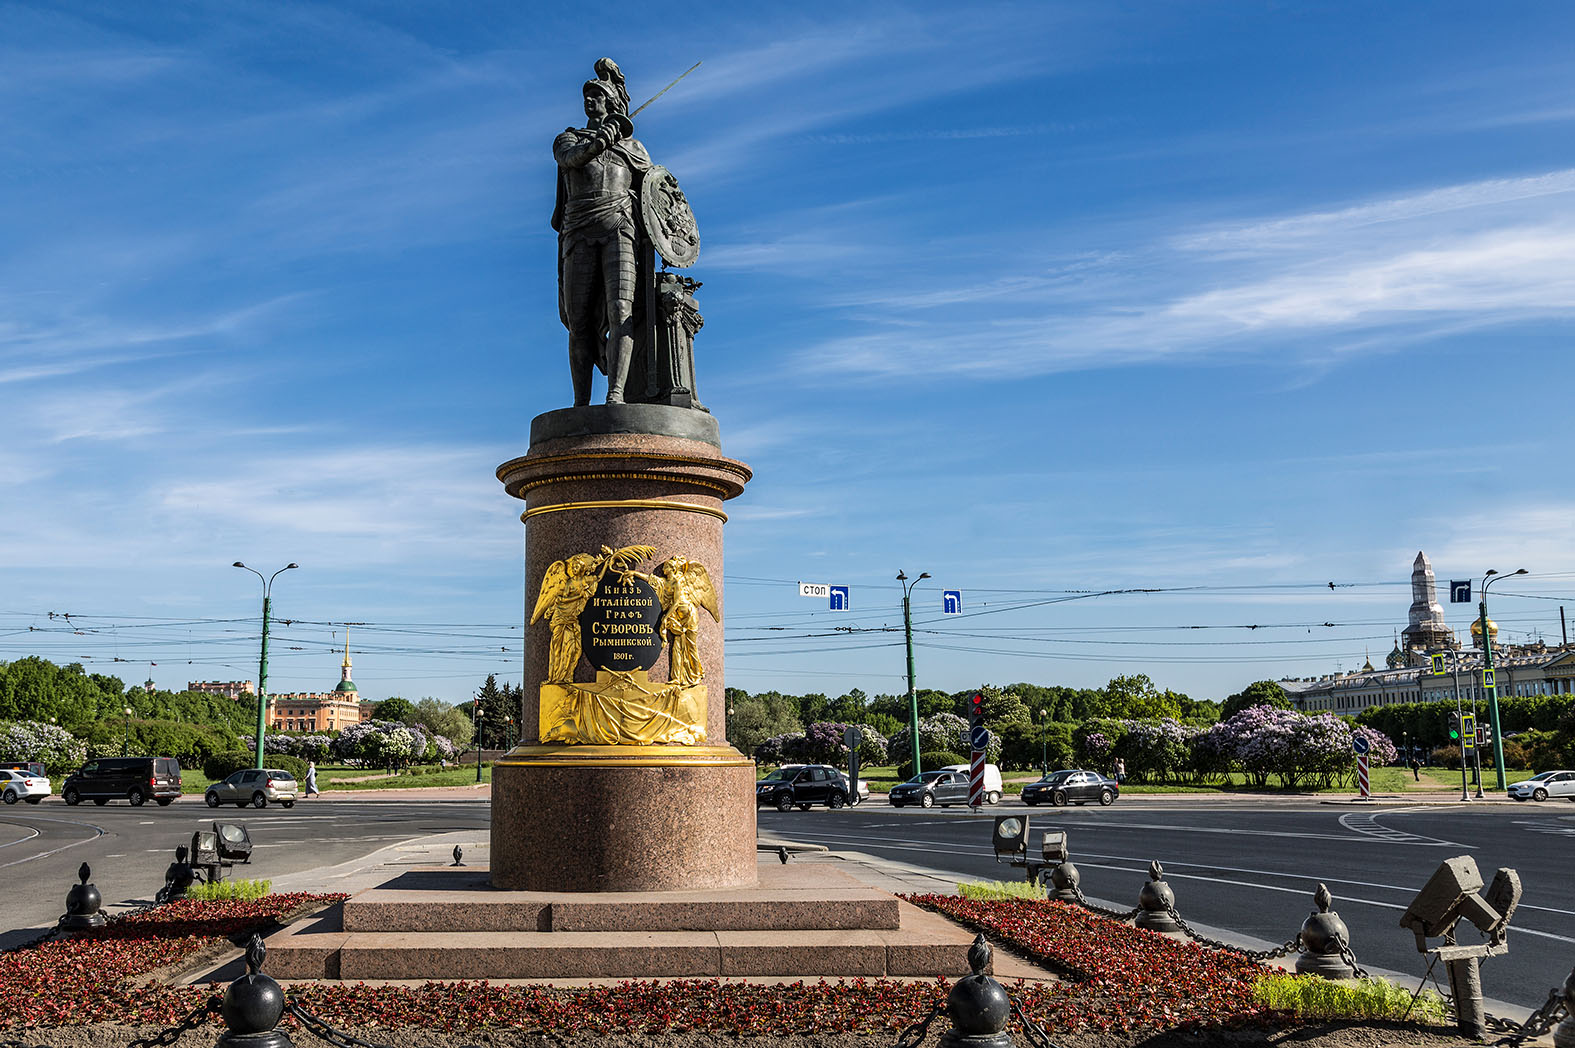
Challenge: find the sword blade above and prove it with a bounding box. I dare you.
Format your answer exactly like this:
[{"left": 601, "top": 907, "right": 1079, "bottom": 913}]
[{"left": 628, "top": 61, "right": 701, "bottom": 119}]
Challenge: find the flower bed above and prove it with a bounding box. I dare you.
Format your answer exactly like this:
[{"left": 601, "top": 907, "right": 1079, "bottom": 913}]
[
  {"left": 3, "top": 895, "right": 1281, "bottom": 1038},
  {"left": 904, "top": 895, "right": 1272, "bottom": 1034},
  {"left": 0, "top": 894, "right": 343, "bottom": 1028}
]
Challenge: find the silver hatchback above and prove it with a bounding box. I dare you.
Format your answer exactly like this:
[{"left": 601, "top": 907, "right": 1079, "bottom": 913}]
[{"left": 205, "top": 768, "right": 298, "bottom": 809}]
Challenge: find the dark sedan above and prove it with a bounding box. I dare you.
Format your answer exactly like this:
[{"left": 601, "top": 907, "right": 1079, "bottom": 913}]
[
  {"left": 756, "top": 764, "right": 850, "bottom": 811},
  {"left": 1021, "top": 769, "right": 1119, "bottom": 807}
]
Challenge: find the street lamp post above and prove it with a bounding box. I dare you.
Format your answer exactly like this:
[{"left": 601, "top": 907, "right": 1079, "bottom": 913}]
[
  {"left": 897, "top": 570, "right": 930, "bottom": 779},
  {"left": 1038, "top": 708, "right": 1049, "bottom": 776},
  {"left": 1479, "top": 568, "right": 1526, "bottom": 791},
  {"left": 234, "top": 561, "right": 299, "bottom": 770},
  {"left": 122, "top": 706, "right": 133, "bottom": 756},
  {"left": 474, "top": 699, "right": 484, "bottom": 784}
]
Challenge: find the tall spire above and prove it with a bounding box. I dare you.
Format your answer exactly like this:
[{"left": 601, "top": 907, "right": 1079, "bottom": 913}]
[
  {"left": 335, "top": 627, "right": 358, "bottom": 694},
  {"left": 1401, "top": 551, "right": 1455, "bottom": 652}
]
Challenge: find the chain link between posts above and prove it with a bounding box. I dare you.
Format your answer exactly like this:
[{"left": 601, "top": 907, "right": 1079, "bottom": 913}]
[
  {"left": 891, "top": 1002, "right": 945, "bottom": 1048},
  {"left": 287, "top": 1001, "right": 399, "bottom": 1048},
  {"left": 1484, "top": 987, "right": 1569, "bottom": 1045},
  {"left": 1162, "top": 903, "right": 1304, "bottom": 962},
  {"left": 1068, "top": 885, "right": 1141, "bottom": 922}
]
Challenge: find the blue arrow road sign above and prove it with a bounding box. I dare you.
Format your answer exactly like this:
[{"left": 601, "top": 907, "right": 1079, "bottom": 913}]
[
  {"left": 1450, "top": 581, "right": 1471, "bottom": 603},
  {"left": 942, "top": 590, "right": 962, "bottom": 614},
  {"left": 970, "top": 725, "right": 990, "bottom": 751},
  {"left": 829, "top": 586, "right": 850, "bottom": 611},
  {"left": 1352, "top": 736, "right": 1370, "bottom": 755}
]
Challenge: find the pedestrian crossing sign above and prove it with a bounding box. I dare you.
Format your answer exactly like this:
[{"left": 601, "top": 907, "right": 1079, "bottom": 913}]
[{"left": 1430, "top": 653, "right": 1446, "bottom": 676}]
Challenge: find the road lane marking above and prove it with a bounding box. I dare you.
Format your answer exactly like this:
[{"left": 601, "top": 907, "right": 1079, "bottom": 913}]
[
  {"left": 1337, "top": 808, "right": 1464, "bottom": 846},
  {"left": 0, "top": 826, "right": 42, "bottom": 849},
  {"left": 770, "top": 827, "right": 1575, "bottom": 927}
]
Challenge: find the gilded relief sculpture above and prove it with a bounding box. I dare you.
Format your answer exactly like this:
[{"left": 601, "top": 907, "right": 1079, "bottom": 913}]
[
  {"left": 648, "top": 555, "right": 718, "bottom": 686},
  {"left": 531, "top": 546, "right": 718, "bottom": 746},
  {"left": 530, "top": 544, "right": 655, "bottom": 682}
]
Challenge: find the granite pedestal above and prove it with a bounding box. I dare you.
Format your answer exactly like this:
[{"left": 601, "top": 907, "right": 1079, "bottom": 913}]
[
  {"left": 491, "top": 404, "right": 755, "bottom": 892},
  {"left": 263, "top": 861, "right": 982, "bottom": 980}
]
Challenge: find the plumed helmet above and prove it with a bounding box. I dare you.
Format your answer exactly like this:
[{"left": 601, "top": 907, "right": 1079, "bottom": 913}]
[{"left": 582, "top": 57, "right": 630, "bottom": 114}]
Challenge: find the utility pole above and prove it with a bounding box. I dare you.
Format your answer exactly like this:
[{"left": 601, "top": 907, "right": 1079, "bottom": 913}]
[
  {"left": 897, "top": 570, "right": 930, "bottom": 778},
  {"left": 1480, "top": 568, "right": 1526, "bottom": 791},
  {"left": 234, "top": 562, "right": 298, "bottom": 770},
  {"left": 474, "top": 698, "right": 484, "bottom": 784}
]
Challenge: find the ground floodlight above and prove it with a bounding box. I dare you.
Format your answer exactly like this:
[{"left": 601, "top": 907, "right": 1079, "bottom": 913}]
[
  {"left": 1041, "top": 829, "right": 1068, "bottom": 863},
  {"left": 191, "top": 829, "right": 221, "bottom": 868},
  {"left": 993, "top": 815, "right": 1029, "bottom": 861},
  {"left": 213, "top": 821, "right": 253, "bottom": 863}
]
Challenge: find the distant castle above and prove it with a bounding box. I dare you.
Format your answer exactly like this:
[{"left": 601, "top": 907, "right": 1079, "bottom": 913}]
[
  {"left": 189, "top": 632, "right": 373, "bottom": 733},
  {"left": 1283, "top": 551, "right": 1574, "bottom": 716}
]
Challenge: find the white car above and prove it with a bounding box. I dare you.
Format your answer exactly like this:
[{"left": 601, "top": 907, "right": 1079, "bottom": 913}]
[
  {"left": 0, "top": 769, "right": 51, "bottom": 804},
  {"left": 1508, "top": 770, "right": 1575, "bottom": 802}
]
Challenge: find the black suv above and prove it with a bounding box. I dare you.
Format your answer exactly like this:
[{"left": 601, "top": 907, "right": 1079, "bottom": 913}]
[
  {"left": 756, "top": 764, "right": 850, "bottom": 811},
  {"left": 62, "top": 757, "right": 182, "bottom": 807}
]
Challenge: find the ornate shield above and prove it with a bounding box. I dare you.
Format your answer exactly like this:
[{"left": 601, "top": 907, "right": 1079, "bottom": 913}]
[{"left": 641, "top": 165, "right": 700, "bottom": 268}]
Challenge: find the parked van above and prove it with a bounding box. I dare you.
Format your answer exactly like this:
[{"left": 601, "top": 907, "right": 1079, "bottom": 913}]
[
  {"left": 61, "top": 757, "right": 182, "bottom": 807},
  {"left": 940, "top": 763, "right": 1003, "bottom": 805}
]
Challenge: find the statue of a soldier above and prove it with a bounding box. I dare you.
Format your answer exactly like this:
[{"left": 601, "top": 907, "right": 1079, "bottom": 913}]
[{"left": 552, "top": 59, "right": 653, "bottom": 406}]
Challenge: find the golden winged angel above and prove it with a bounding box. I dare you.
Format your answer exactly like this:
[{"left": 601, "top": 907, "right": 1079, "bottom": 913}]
[
  {"left": 646, "top": 556, "right": 719, "bottom": 686},
  {"left": 530, "top": 544, "right": 654, "bottom": 682}
]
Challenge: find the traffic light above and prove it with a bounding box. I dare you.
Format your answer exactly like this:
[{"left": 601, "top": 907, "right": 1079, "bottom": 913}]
[
  {"left": 967, "top": 691, "right": 986, "bottom": 730},
  {"left": 1449, "top": 714, "right": 1461, "bottom": 741}
]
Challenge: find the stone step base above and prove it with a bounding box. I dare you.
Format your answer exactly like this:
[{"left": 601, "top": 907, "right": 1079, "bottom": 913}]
[
  {"left": 341, "top": 862, "right": 899, "bottom": 933},
  {"left": 268, "top": 903, "right": 973, "bottom": 980}
]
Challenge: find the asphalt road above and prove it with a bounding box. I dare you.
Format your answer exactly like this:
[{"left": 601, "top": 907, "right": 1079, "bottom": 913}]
[
  {"left": 0, "top": 795, "right": 490, "bottom": 949},
  {"left": 6, "top": 791, "right": 1570, "bottom": 1010},
  {"left": 761, "top": 797, "right": 1575, "bottom": 1009}
]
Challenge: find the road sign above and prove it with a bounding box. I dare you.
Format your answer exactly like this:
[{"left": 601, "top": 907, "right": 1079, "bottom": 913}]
[
  {"left": 798, "top": 582, "right": 829, "bottom": 598},
  {"left": 970, "top": 725, "right": 990, "bottom": 750},
  {"left": 1352, "top": 735, "right": 1370, "bottom": 755},
  {"left": 1450, "top": 581, "right": 1471, "bottom": 603},
  {"left": 1430, "top": 653, "right": 1447, "bottom": 676},
  {"left": 828, "top": 586, "right": 849, "bottom": 611},
  {"left": 942, "top": 590, "right": 962, "bottom": 614},
  {"left": 1461, "top": 713, "right": 1476, "bottom": 750},
  {"left": 1482, "top": 668, "right": 1496, "bottom": 691}
]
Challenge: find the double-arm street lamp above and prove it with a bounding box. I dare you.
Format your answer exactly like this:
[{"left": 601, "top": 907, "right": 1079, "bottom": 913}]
[
  {"left": 1038, "top": 708, "right": 1050, "bottom": 776},
  {"left": 897, "top": 570, "right": 930, "bottom": 779},
  {"left": 234, "top": 561, "right": 299, "bottom": 770},
  {"left": 1479, "top": 567, "right": 1526, "bottom": 791}
]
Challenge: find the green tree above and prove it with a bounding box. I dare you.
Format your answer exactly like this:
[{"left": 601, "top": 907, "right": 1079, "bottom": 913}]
[
  {"left": 726, "top": 689, "right": 803, "bottom": 755},
  {"left": 410, "top": 697, "right": 475, "bottom": 747},
  {"left": 1220, "top": 680, "right": 1290, "bottom": 721},
  {"left": 372, "top": 697, "right": 416, "bottom": 723},
  {"left": 473, "top": 674, "right": 505, "bottom": 750},
  {"left": 1102, "top": 674, "right": 1182, "bottom": 720}
]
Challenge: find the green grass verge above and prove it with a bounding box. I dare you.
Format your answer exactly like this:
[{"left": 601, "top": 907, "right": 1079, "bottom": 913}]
[
  {"left": 184, "top": 878, "right": 272, "bottom": 901},
  {"left": 320, "top": 765, "right": 491, "bottom": 790},
  {"left": 957, "top": 879, "right": 1046, "bottom": 902},
  {"left": 1254, "top": 973, "right": 1447, "bottom": 1023}
]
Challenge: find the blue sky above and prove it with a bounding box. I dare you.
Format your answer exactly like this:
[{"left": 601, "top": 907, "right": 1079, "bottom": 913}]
[{"left": 3, "top": 1, "right": 1573, "bottom": 705}]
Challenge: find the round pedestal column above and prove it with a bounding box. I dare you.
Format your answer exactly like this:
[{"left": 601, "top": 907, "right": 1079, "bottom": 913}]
[{"left": 491, "top": 404, "right": 756, "bottom": 892}]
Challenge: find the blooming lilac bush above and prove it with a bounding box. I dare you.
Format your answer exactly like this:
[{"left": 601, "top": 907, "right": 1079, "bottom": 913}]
[
  {"left": 799, "top": 722, "right": 889, "bottom": 765},
  {"left": 0, "top": 720, "right": 86, "bottom": 771},
  {"left": 332, "top": 720, "right": 416, "bottom": 765},
  {"left": 1115, "top": 718, "right": 1196, "bottom": 784},
  {"left": 889, "top": 714, "right": 1001, "bottom": 766}
]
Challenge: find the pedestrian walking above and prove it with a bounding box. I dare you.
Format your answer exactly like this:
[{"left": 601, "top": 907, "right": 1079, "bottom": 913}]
[
  {"left": 1113, "top": 757, "right": 1126, "bottom": 784},
  {"left": 305, "top": 760, "right": 319, "bottom": 797},
  {"left": 1409, "top": 756, "right": 1421, "bottom": 782}
]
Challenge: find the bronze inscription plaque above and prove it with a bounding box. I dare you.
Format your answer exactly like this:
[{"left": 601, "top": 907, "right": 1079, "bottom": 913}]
[{"left": 578, "top": 572, "right": 663, "bottom": 672}]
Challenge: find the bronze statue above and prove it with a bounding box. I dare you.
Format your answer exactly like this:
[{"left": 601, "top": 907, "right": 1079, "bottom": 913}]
[
  {"left": 552, "top": 60, "right": 704, "bottom": 409},
  {"left": 552, "top": 59, "right": 652, "bottom": 406},
  {"left": 647, "top": 556, "right": 719, "bottom": 686}
]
